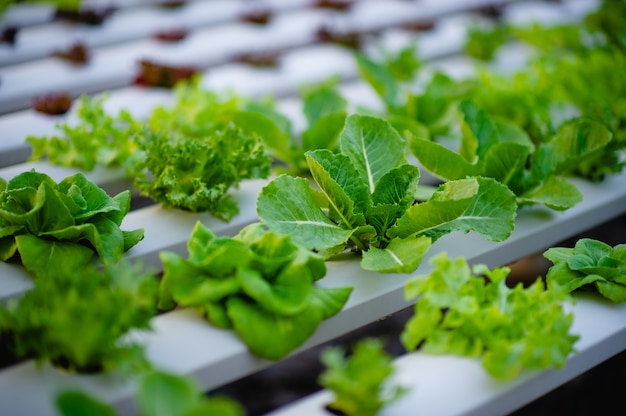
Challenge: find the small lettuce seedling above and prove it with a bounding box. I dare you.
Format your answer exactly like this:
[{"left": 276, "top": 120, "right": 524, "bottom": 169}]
[
  {"left": 158, "top": 221, "right": 352, "bottom": 360},
  {"left": 257, "top": 114, "right": 517, "bottom": 273},
  {"left": 0, "top": 171, "right": 144, "bottom": 278},
  {"left": 401, "top": 252, "right": 579, "bottom": 380},
  {"left": 319, "top": 338, "right": 407, "bottom": 416},
  {"left": 544, "top": 238, "right": 626, "bottom": 302}
]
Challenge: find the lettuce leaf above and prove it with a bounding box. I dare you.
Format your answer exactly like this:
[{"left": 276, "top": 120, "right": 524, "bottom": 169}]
[
  {"left": 544, "top": 238, "right": 626, "bottom": 302},
  {"left": 159, "top": 221, "right": 352, "bottom": 360},
  {"left": 258, "top": 114, "right": 517, "bottom": 273},
  {"left": 401, "top": 252, "right": 579, "bottom": 380},
  {"left": 319, "top": 338, "right": 408, "bottom": 416},
  {"left": 0, "top": 171, "right": 143, "bottom": 278}
]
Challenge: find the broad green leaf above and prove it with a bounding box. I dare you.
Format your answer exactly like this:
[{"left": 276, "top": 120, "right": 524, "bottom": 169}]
[
  {"left": 137, "top": 371, "right": 200, "bottom": 416},
  {"left": 458, "top": 100, "right": 500, "bottom": 161},
  {"left": 388, "top": 115, "right": 430, "bottom": 142},
  {"left": 103, "top": 191, "right": 132, "bottom": 226},
  {"left": 306, "top": 150, "right": 369, "bottom": 227},
  {"left": 307, "top": 286, "right": 353, "bottom": 320},
  {"left": 339, "top": 115, "right": 406, "bottom": 193},
  {"left": 494, "top": 119, "right": 535, "bottom": 149},
  {"left": 302, "top": 84, "right": 347, "bottom": 126},
  {"left": 596, "top": 281, "right": 626, "bottom": 303},
  {"left": 122, "top": 228, "right": 145, "bottom": 252},
  {"left": 365, "top": 203, "right": 406, "bottom": 242},
  {"left": 187, "top": 221, "right": 217, "bottom": 264},
  {"left": 201, "top": 301, "right": 232, "bottom": 328},
  {"left": 361, "top": 235, "right": 431, "bottom": 273},
  {"left": 388, "top": 179, "right": 478, "bottom": 240},
  {"left": 236, "top": 263, "right": 312, "bottom": 315},
  {"left": 427, "top": 177, "right": 517, "bottom": 242},
  {"left": 15, "top": 234, "right": 94, "bottom": 279},
  {"left": 58, "top": 173, "right": 121, "bottom": 221},
  {"left": 518, "top": 176, "right": 582, "bottom": 210},
  {"left": 482, "top": 142, "right": 530, "bottom": 186},
  {"left": 370, "top": 164, "right": 420, "bottom": 208},
  {"left": 257, "top": 175, "right": 353, "bottom": 251},
  {"left": 226, "top": 296, "right": 324, "bottom": 360},
  {"left": 56, "top": 391, "right": 116, "bottom": 416},
  {"left": 543, "top": 247, "right": 575, "bottom": 264},
  {"left": 568, "top": 238, "right": 613, "bottom": 270},
  {"left": 160, "top": 251, "right": 240, "bottom": 305},
  {"left": 410, "top": 137, "right": 481, "bottom": 181},
  {"left": 301, "top": 112, "right": 346, "bottom": 153},
  {"left": 530, "top": 118, "right": 613, "bottom": 183},
  {"left": 355, "top": 54, "right": 400, "bottom": 111},
  {"left": 550, "top": 118, "right": 613, "bottom": 174}
]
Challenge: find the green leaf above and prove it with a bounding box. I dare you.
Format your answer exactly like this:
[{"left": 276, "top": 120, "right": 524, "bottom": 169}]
[
  {"left": 257, "top": 175, "right": 354, "bottom": 251},
  {"left": 361, "top": 235, "right": 431, "bottom": 273},
  {"left": 389, "top": 178, "right": 478, "bottom": 240},
  {"left": 58, "top": 173, "right": 121, "bottom": 221},
  {"left": 226, "top": 296, "right": 324, "bottom": 360},
  {"left": 482, "top": 142, "right": 531, "bottom": 186},
  {"left": 427, "top": 177, "right": 517, "bottom": 242},
  {"left": 137, "top": 371, "right": 200, "bottom": 416},
  {"left": 306, "top": 150, "right": 369, "bottom": 227},
  {"left": 319, "top": 338, "right": 407, "bottom": 416},
  {"left": 302, "top": 83, "right": 347, "bottom": 126},
  {"left": 458, "top": 100, "right": 500, "bottom": 161},
  {"left": 301, "top": 112, "right": 347, "bottom": 154},
  {"left": 410, "top": 137, "right": 481, "bottom": 181},
  {"left": 370, "top": 164, "right": 420, "bottom": 209},
  {"left": 236, "top": 263, "right": 312, "bottom": 315},
  {"left": 308, "top": 285, "right": 353, "bottom": 320},
  {"left": 55, "top": 391, "right": 117, "bottom": 416},
  {"left": 402, "top": 253, "right": 577, "bottom": 380},
  {"left": 355, "top": 54, "right": 400, "bottom": 111},
  {"left": 15, "top": 234, "right": 94, "bottom": 279},
  {"left": 160, "top": 251, "right": 240, "bottom": 305},
  {"left": 339, "top": 114, "right": 406, "bottom": 193},
  {"left": 518, "top": 176, "right": 582, "bottom": 210}
]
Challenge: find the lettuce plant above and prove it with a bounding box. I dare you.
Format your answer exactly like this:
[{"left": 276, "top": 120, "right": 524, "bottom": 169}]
[
  {"left": 410, "top": 101, "right": 613, "bottom": 210},
  {"left": 27, "top": 94, "right": 144, "bottom": 171},
  {"left": 356, "top": 48, "right": 475, "bottom": 138},
  {"left": 158, "top": 221, "right": 352, "bottom": 360},
  {"left": 55, "top": 370, "right": 245, "bottom": 416},
  {"left": 544, "top": 238, "right": 626, "bottom": 302},
  {"left": 402, "top": 252, "right": 578, "bottom": 380},
  {"left": 257, "top": 114, "right": 516, "bottom": 273},
  {"left": 319, "top": 337, "right": 407, "bottom": 416},
  {"left": 0, "top": 171, "right": 144, "bottom": 278},
  {"left": 0, "top": 260, "right": 157, "bottom": 374},
  {"left": 129, "top": 125, "right": 271, "bottom": 220}
]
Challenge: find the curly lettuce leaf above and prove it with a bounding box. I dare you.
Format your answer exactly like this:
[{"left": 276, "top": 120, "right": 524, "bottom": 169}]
[
  {"left": 131, "top": 125, "right": 271, "bottom": 220},
  {"left": 402, "top": 252, "right": 578, "bottom": 380},
  {"left": 27, "top": 94, "right": 143, "bottom": 171},
  {"left": 0, "top": 260, "right": 157, "bottom": 373}
]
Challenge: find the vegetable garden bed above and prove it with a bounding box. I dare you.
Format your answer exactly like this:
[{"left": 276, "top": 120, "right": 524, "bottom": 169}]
[{"left": 1, "top": 0, "right": 624, "bottom": 415}]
